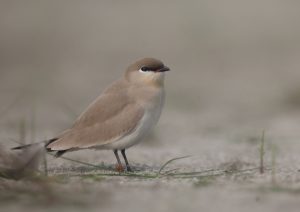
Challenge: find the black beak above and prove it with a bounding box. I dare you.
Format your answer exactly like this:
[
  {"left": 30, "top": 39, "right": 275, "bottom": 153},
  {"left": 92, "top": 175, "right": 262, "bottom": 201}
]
[{"left": 158, "top": 66, "right": 170, "bottom": 72}]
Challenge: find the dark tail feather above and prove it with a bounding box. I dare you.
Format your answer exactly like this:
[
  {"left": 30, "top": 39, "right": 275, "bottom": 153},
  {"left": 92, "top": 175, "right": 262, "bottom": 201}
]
[
  {"left": 54, "top": 150, "right": 67, "bottom": 157},
  {"left": 11, "top": 138, "right": 68, "bottom": 157},
  {"left": 45, "top": 138, "right": 59, "bottom": 150},
  {"left": 11, "top": 138, "right": 58, "bottom": 151},
  {"left": 11, "top": 143, "right": 35, "bottom": 150}
]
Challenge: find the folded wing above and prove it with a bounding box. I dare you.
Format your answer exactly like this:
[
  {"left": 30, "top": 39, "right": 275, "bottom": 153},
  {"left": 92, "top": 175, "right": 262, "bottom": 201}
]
[{"left": 47, "top": 93, "right": 144, "bottom": 151}]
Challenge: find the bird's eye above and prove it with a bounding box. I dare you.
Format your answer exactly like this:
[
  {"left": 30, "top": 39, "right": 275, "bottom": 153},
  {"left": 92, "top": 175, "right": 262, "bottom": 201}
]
[{"left": 141, "top": 66, "right": 150, "bottom": 72}]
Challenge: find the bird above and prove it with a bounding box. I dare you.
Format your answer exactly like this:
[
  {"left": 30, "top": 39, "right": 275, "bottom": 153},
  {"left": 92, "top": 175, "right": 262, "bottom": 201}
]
[{"left": 12, "top": 58, "right": 170, "bottom": 172}]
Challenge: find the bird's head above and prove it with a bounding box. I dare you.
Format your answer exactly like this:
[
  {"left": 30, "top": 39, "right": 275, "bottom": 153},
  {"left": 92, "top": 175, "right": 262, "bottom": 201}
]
[{"left": 125, "top": 58, "right": 170, "bottom": 87}]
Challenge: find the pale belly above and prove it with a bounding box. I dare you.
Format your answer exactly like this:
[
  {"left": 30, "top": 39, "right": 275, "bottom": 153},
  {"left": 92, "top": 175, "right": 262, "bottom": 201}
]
[
  {"left": 98, "top": 93, "right": 164, "bottom": 150},
  {"left": 99, "top": 107, "right": 162, "bottom": 150}
]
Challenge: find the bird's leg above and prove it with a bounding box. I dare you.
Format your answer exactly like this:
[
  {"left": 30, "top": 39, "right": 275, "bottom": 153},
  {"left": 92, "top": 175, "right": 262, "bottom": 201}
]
[
  {"left": 121, "top": 149, "right": 132, "bottom": 172},
  {"left": 113, "top": 150, "right": 124, "bottom": 172}
]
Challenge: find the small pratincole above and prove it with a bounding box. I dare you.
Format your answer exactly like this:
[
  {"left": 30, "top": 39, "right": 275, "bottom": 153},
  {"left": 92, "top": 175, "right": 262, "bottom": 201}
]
[{"left": 13, "top": 58, "right": 170, "bottom": 172}]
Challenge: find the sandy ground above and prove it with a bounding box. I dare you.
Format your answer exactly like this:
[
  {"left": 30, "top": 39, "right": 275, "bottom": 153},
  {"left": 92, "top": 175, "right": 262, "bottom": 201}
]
[
  {"left": 1, "top": 109, "right": 300, "bottom": 212},
  {"left": 1, "top": 1, "right": 300, "bottom": 212}
]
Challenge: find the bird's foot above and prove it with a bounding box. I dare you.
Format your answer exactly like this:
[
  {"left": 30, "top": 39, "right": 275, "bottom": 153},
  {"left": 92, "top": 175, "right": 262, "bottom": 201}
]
[
  {"left": 115, "top": 164, "right": 125, "bottom": 172},
  {"left": 126, "top": 166, "right": 133, "bottom": 172}
]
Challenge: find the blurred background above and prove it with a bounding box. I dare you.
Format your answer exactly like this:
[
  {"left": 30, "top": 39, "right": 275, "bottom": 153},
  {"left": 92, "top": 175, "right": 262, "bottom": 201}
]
[
  {"left": 1, "top": 1, "right": 300, "bottom": 211},
  {"left": 1, "top": 0, "right": 300, "bottom": 139},
  {"left": 1, "top": 0, "right": 300, "bottom": 141}
]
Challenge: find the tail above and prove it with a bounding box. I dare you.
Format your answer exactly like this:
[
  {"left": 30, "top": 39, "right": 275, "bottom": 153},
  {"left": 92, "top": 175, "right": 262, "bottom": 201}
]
[
  {"left": 11, "top": 143, "right": 38, "bottom": 150},
  {"left": 11, "top": 138, "right": 66, "bottom": 157}
]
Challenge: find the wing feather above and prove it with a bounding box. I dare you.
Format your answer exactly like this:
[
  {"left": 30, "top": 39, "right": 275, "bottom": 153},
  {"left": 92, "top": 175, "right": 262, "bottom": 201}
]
[{"left": 47, "top": 92, "right": 144, "bottom": 151}]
